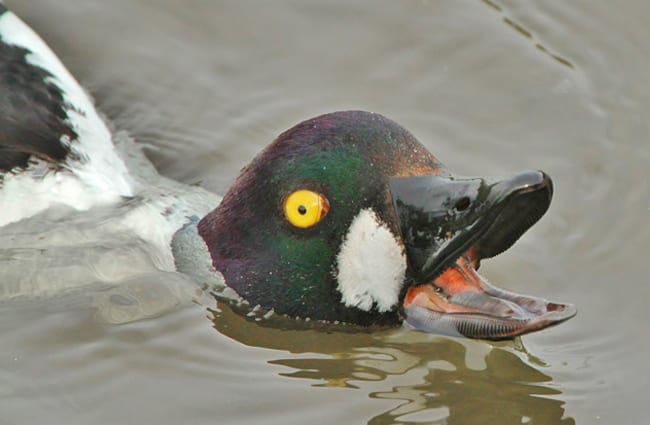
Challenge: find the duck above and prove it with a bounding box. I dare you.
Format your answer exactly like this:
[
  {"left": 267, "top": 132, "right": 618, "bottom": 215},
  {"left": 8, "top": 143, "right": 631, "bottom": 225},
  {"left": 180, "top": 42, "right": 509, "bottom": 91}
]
[{"left": 0, "top": 5, "right": 575, "bottom": 340}]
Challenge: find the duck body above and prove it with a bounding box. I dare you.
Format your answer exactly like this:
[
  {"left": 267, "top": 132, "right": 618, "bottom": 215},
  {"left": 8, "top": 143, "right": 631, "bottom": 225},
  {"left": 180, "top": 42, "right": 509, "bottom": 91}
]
[
  {"left": 0, "top": 5, "right": 132, "bottom": 227},
  {"left": 0, "top": 5, "right": 575, "bottom": 339},
  {"left": 0, "top": 6, "right": 219, "bottom": 300}
]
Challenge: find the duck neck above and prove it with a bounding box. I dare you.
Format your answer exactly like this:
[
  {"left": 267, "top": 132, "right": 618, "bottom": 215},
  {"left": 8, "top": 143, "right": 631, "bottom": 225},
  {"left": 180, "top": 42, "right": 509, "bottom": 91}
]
[{"left": 171, "top": 215, "right": 225, "bottom": 289}]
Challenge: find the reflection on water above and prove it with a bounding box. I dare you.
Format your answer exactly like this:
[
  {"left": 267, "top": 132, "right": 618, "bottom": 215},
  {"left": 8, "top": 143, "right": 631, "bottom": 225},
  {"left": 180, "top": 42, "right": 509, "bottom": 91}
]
[
  {"left": 1, "top": 290, "right": 585, "bottom": 424},
  {"left": 211, "top": 302, "right": 574, "bottom": 424}
]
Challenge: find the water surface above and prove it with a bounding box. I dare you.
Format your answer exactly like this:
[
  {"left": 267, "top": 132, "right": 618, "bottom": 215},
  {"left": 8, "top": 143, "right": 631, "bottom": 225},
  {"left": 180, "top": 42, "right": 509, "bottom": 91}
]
[{"left": 2, "top": 1, "right": 649, "bottom": 424}]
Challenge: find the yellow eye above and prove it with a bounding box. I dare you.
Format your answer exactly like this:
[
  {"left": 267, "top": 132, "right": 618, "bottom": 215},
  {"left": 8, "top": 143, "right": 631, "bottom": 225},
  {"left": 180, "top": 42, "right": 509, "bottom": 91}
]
[{"left": 284, "top": 190, "right": 330, "bottom": 228}]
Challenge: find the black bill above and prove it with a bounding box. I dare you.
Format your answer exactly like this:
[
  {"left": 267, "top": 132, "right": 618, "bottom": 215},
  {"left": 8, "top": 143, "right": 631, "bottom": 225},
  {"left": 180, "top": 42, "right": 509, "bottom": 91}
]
[{"left": 390, "top": 170, "right": 576, "bottom": 340}]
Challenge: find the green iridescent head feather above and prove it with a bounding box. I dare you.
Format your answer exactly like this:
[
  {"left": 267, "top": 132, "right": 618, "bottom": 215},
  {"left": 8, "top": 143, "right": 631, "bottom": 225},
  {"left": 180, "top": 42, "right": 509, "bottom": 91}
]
[{"left": 198, "top": 111, "right": 441, "bottom": 324}]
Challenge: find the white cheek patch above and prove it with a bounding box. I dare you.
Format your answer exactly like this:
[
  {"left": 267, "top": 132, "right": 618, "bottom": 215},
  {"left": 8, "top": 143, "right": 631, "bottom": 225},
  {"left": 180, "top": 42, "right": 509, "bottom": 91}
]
[{"left": 336, "top": 208, "right": 407, "bottom": 312}]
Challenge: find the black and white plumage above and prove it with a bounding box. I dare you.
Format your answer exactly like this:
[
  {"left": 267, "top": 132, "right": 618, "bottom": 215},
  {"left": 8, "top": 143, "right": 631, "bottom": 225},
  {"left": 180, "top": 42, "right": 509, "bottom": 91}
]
[
  {"left": 0, "top": 6, "right": 132, "bottom": 226},
  {"left": 0, "top": 16, "right": 73, "bottom": 171},
  {"left": 0, "top": 6, "right": 220, "bottom": 311}
]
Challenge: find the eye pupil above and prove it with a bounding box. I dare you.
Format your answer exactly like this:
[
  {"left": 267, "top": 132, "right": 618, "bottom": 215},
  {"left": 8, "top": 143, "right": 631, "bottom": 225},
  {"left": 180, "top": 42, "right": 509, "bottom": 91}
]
[{"left": 284, "top": 190, "right": 330, "bottom": 228}]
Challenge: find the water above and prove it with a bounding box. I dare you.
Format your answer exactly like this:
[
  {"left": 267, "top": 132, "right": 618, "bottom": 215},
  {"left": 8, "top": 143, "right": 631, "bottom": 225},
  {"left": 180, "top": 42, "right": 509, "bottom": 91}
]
[{"left": 2, "top": 1, "right": 649, "bottom": 424}]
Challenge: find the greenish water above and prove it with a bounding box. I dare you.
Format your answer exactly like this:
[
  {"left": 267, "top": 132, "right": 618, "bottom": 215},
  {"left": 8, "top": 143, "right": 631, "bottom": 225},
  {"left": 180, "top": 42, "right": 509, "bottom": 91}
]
[{"left": 2, "top": 1, "right": 649, "bottom": 424}]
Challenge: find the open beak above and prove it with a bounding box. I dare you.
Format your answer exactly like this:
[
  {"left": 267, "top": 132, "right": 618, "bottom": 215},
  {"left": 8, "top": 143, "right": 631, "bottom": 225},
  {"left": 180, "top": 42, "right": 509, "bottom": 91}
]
[{"left": 390, "top": 171, "right": 576, "bottom": 340}]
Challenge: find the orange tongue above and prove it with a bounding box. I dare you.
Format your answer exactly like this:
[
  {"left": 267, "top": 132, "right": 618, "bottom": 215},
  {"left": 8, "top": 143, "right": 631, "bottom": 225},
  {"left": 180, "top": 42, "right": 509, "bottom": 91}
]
[
  {"left": 432, "top": 255, "right": 483, "bottom": 296},
  {"left": 404, "top": 254, "right": 486, "bottom": 314}
]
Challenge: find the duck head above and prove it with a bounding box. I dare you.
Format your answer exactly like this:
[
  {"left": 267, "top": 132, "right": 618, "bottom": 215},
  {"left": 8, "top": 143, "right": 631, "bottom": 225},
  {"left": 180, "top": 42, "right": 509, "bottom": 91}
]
[{"left": 198, "top": 111, "right": 575, "bottom": 339}]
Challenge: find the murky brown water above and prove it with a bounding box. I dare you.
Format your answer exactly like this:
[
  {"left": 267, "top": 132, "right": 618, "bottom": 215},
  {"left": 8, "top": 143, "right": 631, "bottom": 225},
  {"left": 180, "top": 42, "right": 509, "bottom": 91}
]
[{"left": 2, "top": 1, "right": 649, "bottom": 424}]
